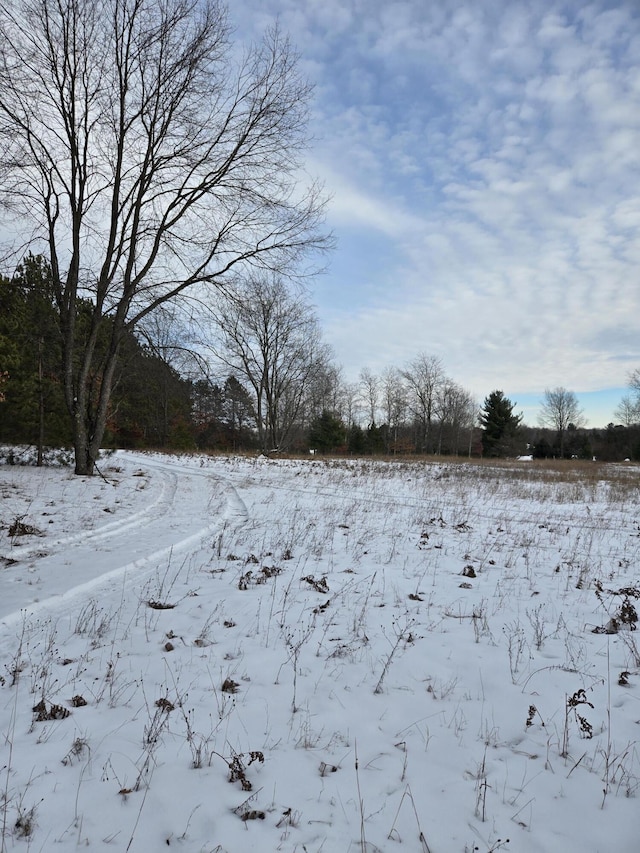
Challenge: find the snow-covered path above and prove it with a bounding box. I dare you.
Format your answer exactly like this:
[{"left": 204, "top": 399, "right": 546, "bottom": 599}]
[{"left": 0, "top": 451, "right": 247, "bottom": 626}]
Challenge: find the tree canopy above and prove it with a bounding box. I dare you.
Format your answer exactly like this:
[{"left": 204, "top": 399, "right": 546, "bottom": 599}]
[
  {"left": 538, "top": 387, "right": 586, "bottom": 458},
  {"left": 0, "top": 0, "right": 329, "bottom": 473},
  {"left": 206, "top": 274, "right": 332, "bottom": 452}
]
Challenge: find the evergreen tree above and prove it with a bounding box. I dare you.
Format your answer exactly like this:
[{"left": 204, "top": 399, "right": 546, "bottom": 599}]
[
  {"left": 532, "top": 436, "right": 552, "bottom": 459},
  {"left": 106, "top": 332, "right": 194, "bottom": 449},
  {"left": 308, "top": 410, "right": 346, "bottom": 453},
  {"left": 365, "top": 423, "right": 386, "bottom": 455},
  {"left": 223, "top": 377, "right": 255, "bottom": 450},
  {"left": 191, "top": 376, "right": 256, "bottom": 451},
  {"left": 479, "top": 391, "right": 523, "bottom": 457},
  {"left": 0, "top": 256, "right": 68, "bottom": 460},
  {"left": 347, "top": 424, "right": 366, "bottom": 454},
  {"left": 1, "top": 255, "right": 204, "bottom": 455}
]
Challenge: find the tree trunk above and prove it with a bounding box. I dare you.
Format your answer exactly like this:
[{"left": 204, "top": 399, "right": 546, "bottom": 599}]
[
  {"left": 37, "top": 339, "right": 44, "bottom": 467},
  {"left": 71, "top": 329, "right": 123, "bottom": 475},
  {"left": 72, "top": 412, "right": 91, "bottom": 475}
]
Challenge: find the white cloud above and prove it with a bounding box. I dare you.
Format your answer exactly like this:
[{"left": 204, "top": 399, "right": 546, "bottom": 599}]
[
  {"left": 235, "top": 0, "right": 640, "bottom": 409},
  {"left": 315, "top": 163, "right": 424, "bottom": 238}
]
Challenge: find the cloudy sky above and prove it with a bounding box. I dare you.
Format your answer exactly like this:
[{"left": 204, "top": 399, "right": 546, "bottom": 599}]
[{"left": 237, "top": 0, "right": 640, "bottom": 427}]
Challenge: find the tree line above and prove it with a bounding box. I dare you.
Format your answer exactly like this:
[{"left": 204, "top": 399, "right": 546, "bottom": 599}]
[
  {"left": 479, "top": 386, "right": 640, "bottom": 462},
  {"left": 0, "top": 256, "right": 478, "bottom": 457},
  {"left": 3, "top": 253, "right": 639, "bottom": 463}
]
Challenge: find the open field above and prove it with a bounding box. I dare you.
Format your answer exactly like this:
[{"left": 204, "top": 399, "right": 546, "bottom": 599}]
[{"left": 1, "top": 450, "right": 639, "bottom": 852}]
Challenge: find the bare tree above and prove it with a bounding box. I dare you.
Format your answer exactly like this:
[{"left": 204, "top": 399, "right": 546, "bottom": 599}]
[
  {"left": 538, "top": 387, "right": 586, "bottom": 457},
  {"left": 304, "top": 362, "right": 343, "bottom": 425},
  {"left": 629, "top": 369, "right": 640, "bottom": 397},
  {"left": 380, "top": 367, "right": 407, "bottom": 453},
  {"left": 359, "top": 368, "right": 380, "bottom": 427},
  {"left": 402, "top": 354, "right": 445, "bottom": 454},
  {"left": 436, "top": 381, "right": 475, "bottom": 456},
  {"left": 338, "top": 381, "right": 362, "bottom": 431},
  {"left": 0, "top": 0, "right": 329, "bottom": 473},
  {"left": 614, "top": 394, "right": 640, "bottom": 427},
  {"left": 615, "top": 370, "right": 640, "bottom": 426},
  {"left": 208, "top": 274, "right": 329, "bottom": 452},
  {"left": 138, "top": 307, "right": 208, "bottom": 382}
]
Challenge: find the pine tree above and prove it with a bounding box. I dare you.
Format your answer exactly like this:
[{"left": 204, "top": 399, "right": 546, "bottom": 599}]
[
  {"left": 0, "top": 256, "right": 68, "bottom": 461},
  {"left": 308, "top": 410, "right": 346, "bottom": 453},
  {"left": 479, "top": 391, "right": 523, "bottom": 457}
]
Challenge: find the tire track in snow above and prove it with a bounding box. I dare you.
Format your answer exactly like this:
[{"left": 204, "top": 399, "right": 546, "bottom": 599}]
[
  {"left": 0, "top": 455, "right": 248, "bottom": 633},
  {"left": 0, "top": 464, "right": 178, "bottom": 564}
]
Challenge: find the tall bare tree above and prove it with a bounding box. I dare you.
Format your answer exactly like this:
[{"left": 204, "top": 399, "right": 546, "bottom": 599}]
[
  {"left": 402, "top": 354, "right": 445, "bottom": 454},
  {"left": 614, "top": 394, "right": 640, "bottom": 427},
  {"left": 538, "top": 387, "right": 586, "bottom": 457},
  {"left": 380, "top": 367, "right": 407, "bottom": 453},
  {"left": 208, "top": 274, "right": 330, "bottom": 452},
  {"left": 436, "top": 381, "right": 476, "bottom": 456},
  {"left": 0, "top": 0, "right": 329, "bottom": 473},
  {"left": 304, "top": 362, "right": 343, "bottom": 425},
  {"left": 615, "top": 370, "right": 640, "bottom": 426},
  {"left": 338, "top": 382, "right": 361, "bottom": 431},
  {"left": 629, "top": 368, "right": 640, "bottom": 397},
  {"left": 359, "top": 368, "right": 380, "bottom": 428}
]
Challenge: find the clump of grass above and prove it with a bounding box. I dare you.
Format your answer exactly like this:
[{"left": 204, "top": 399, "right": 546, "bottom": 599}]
[
  {"left": 562, "top": 689, "right": 594, "bottom": 756},
  {"left": 227, "top": 750, "right": 264, "bottom": 791},
  {"left": 61, "top": 736, "right": 90, "bottom": 766},
  {"left": 14, "top": 803, "right": 37, "bottom": 839},
  {"left": 74, "top": 601, "right": 114, "bottom": 639},
  {"left": 302, "top": 574, "right": 329, "bottom": 593},
  {"left": 32, "top": 700, "right": 70, "bottom": 722},
  {"left": 238, "top": 565, "right": 283, "bottom": 590},
  {"left": 8, "top": 516, "right": 41, "bottom": 538},
  {"left": 593, "top": 582, "right": 639, "bottom": 633}
]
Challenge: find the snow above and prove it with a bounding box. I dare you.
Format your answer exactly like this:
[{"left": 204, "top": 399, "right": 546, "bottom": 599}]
[{"left": 0, "top": 450, "right": 639, "bottom": 852}]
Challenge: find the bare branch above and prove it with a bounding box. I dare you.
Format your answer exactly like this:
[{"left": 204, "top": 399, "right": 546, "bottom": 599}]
[{"left": 0, "top": 0, "right": 331, "bottom": 472}]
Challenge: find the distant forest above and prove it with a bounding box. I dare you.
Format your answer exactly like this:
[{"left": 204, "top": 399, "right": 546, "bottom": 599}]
[{"left": 1, "top": 255, "right": 639, "bottom": 463}]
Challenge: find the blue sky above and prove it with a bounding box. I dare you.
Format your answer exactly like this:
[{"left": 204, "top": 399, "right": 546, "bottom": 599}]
[{"left": 237, "top": 1, "right": 640, "bottom": 428}]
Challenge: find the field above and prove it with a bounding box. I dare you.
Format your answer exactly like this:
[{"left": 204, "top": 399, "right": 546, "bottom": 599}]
[{"left": 0, "top": 450, "right": 639, "bottom": 852}]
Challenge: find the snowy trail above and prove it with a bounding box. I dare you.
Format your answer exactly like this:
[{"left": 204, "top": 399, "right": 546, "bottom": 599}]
[
  {"left": 0, "top": 452, "right": 248, "bottom": 629},
  {"left": 0, "top": 461, "right": 179, "bottom": 563}
]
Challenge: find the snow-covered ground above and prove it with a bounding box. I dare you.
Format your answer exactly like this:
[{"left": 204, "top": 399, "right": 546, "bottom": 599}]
[{"left": 0, "top": 450, "right": 639, "bottom": 852}]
